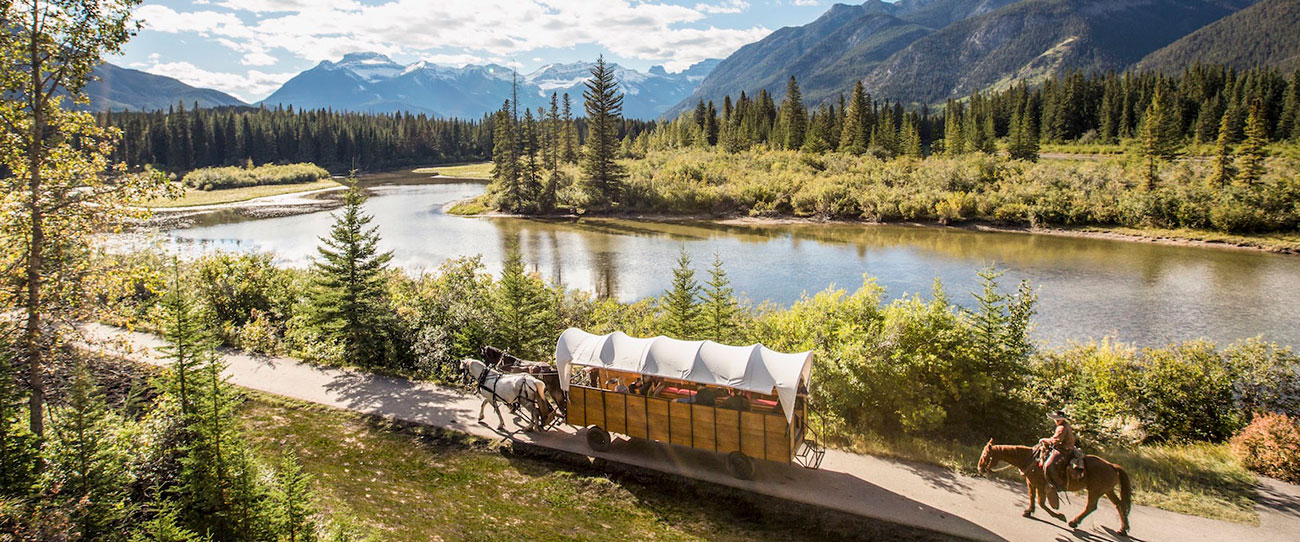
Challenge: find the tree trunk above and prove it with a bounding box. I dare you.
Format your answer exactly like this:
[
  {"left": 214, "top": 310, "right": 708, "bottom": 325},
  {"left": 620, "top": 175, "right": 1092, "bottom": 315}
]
[{"left": 25, "top": 4, "right": 46, "bottom": 439}]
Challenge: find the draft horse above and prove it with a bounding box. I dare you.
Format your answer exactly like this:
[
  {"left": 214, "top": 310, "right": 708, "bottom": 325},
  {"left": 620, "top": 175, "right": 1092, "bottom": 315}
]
[
  {"left": 482, "top": 345, "right": 567, "bottom": 416},
  {"left": 978, "top": 439, "right": 1132, "bottom": 536},
  {"left": 460, "top": 358, "right": 551, "bottom": 432}
]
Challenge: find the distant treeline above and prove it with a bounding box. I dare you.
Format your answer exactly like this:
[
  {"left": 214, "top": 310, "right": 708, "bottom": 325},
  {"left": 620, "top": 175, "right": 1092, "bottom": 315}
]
[
  {"left": 98, "top": 100, "right": 656, "bottom": 174},
  {"left": 641, "top": 64, "right": 1300, "bottom": 157}
]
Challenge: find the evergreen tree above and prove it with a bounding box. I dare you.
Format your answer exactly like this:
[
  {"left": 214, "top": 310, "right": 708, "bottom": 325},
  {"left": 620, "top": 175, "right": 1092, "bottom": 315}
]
[
  {"left": 1236, "top": 99, "right": 1269, "bottom": 186},
  {"left": 579, "top": 56, "right": 626, "bottom": 209},
  {"left": 42, "top": 364, "right": 132, "bottom": 540},
  {"left": 561, "top": 93, "right": 578, "bottom": 164},
  {"left": 839, "top": 81, "right": 868, "bottom": 154},
  {"left": 705, "top": 101, "right": 720, "bottom": 146},
  {"left": 944, "top": 100, "right": 965, "bottom": 156},
  {"left": 781, "top": 76, "right": 807, "bottom": 150},
  {"left": 699, "top": 254, "right": 738, "bottom": 343},
  {"left": 157, "top": 259, "right": 215, "bottom": 417},
  {"left": 546, "top": 93, "right": 561, "bottom": 170},
  {"left": 540, "top": 169, "right": 561, "bottom": 214},
  {"left": 0, "top": 352, "right": 38, "bottom": 497},
  {"left": 1139, "top": 85, "right": 1181, "bottom": 188},
  {"left": 1284, "top": 70, "right": 1300, "bottom": 141},
  {"left": 521, "top": 108, "right": 542, "bottom": 209},
  {"left": 494, "top": 245, "right": 555, "bottom": 359},
  {"left": 129, "top": 510, "right": 204, "bottom": 542},
  {"left": 660, "top": 249, "right": 701, "bottom": 339},
  {"left": 307, "top": 178, "right": 396, "bottom": 367},
  {"left": 271, "top": 455, "right": 318, "bottom": 542},
  {"left": 489, "top": 103, "right": 522, "bottom": 212},
  {"left": 1208, "top": 109, "right": 1236, "bottom": 190}
]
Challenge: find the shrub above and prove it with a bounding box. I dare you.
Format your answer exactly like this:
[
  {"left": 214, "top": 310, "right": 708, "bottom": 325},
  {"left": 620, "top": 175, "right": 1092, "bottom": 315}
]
[
  {"left": 1230, "top": 413, "right": 1300, "bottom": 482},
  {"left": 181, "top": 163, "right": 328, "bottom": 190}
]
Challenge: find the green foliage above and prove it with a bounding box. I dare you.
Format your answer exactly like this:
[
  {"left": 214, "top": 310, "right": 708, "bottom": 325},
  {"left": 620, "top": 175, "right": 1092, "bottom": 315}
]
[
  {"left": 181, "top": 163, "right": 328, "bottom": 191},
  {"left": 41, "top": 365, "right": 133, "bottom": 541},
  {"left": 305, "top": 179, "right": 401, "bottom": 368},
  {"left": 659, "top": 250, "right": 701, "bottom": 339},
  {"left": 580, "top": 56, "right": 627, "bottom": 209},
  {"left": 129, "top": 509, "right": 206, "bottom": 542},
  {"left": 699, "top": 255, "right": 739, "bottom": 344},
  {"left": 492, "top": 246, "right": 557, "bottom": 360},
  {"left": 270, "top": 455, "right": 317, "bottom": 542},
  {"left": 1236, "top": 100, "right": 1269, "bottom": 186},
  {"left": 0, "top": 353, "right": 38, "bottom": 497},
  {"left": 158, "top": 260, "right": 217, "bottom": 417}
]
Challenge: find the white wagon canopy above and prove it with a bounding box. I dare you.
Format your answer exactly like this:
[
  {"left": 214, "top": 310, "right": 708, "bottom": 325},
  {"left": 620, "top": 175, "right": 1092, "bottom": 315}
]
[{"left": 554, "top": 328, "right": 814, "bottom": 422}]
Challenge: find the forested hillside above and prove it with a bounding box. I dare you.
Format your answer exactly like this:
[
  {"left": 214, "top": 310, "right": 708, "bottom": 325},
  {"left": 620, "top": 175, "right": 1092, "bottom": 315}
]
[
  {"left": 1135, "top": 0, "right": 1300, "bottom": 73},
  {"left": 84, "top": 62, "right": 246, "bottom": 111},
  {"left": 675, "top": 0, "right": 1271, "bottom": 111}
]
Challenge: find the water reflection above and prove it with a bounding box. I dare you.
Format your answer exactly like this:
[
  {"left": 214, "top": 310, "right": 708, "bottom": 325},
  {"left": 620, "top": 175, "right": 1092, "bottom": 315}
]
[{"left": 161, "top": 178, "right": 1300, "bottom": 347}]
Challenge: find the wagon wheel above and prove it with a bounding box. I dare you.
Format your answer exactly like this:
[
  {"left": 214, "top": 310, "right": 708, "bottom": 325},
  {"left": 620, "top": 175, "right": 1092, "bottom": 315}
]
[
  {"left": 727, "top": 451, "right": 755, "bottom": 480},
  {"left": 586, "top": 426, "right": 611, "bottom": 452}
]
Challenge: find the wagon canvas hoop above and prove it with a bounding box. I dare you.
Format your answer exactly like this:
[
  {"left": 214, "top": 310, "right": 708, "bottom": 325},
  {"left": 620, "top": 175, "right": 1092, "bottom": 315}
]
[{"left": 554, "top": 328, "right": 814, "bottom": 423}]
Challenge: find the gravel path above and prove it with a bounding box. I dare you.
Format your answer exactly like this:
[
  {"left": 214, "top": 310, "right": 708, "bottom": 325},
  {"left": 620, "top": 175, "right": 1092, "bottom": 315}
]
[{"left": 81, "top": 323, "right": 1300, "bottom": 542}]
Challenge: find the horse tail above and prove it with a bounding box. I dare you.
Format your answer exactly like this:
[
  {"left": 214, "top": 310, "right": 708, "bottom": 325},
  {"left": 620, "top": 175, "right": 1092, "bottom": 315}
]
[{"left": 1117, "top": 464, "right": 1132, "bottom": 517}]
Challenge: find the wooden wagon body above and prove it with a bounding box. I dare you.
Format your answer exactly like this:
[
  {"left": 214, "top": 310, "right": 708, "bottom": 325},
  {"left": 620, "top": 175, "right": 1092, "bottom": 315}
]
[{"left": 554, "top": 328, "right": 824, "bottom": 478}]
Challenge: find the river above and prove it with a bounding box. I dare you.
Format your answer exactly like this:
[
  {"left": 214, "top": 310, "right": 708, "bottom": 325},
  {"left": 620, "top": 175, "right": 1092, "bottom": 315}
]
[{"left": 165, "top": 176, "right": 1300, "bottom": 347}]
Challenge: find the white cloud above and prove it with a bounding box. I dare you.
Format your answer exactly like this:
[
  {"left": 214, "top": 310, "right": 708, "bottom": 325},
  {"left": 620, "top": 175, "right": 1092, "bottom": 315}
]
[
  {"left": 139, "top": 0, "right": 771, "bottom": 71},
  {"left": 139, "top": 61, "right": 297, "bottom": 102},
  {"left": 695, "top": 1, "right": 748, "bottom": 14},
  {"left": 241, "top": 51, "right": 277, "bottom": 66},
  {"left": 792, "top": 0, "right": 820, "bottom": 6},
  {"left": 417, "top": 53, "right": 488, "bottom": 67}
]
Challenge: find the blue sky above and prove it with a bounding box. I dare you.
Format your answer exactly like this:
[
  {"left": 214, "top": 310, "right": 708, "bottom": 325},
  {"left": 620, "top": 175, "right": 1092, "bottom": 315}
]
[{"left": 110, "top": 0, "right": 859, "bottom": 103}]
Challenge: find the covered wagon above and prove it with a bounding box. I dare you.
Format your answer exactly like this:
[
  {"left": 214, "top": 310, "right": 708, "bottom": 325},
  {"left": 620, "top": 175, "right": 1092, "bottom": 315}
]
[{"left": 554, "top": 328, "right": 825, "bottom": 479}]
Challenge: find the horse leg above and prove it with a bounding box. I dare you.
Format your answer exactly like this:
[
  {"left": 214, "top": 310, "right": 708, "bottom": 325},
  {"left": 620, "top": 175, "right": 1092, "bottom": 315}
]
[
  {"left": 1107, "top": 490, "right": 1129, "bottom": 535},
  {"left": 1036, "top": 475, "right": 1066, "bottom": 521},
  {"left": 478, "top": 398, "right": 486, "bottom": 422},
  {"left": 492, "top": 401, "right": 506, "bottom": 430},
  {"left": 1069, "top": 491, "right": 1101, "bottom": 530},
  {"left": 1023, "top": 478, "right": 1036, "bottom": 517}
]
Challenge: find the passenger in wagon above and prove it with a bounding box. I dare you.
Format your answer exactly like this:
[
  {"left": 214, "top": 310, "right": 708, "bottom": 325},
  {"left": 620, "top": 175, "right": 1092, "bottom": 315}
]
[
  {"left": 719, "top": 389, "right": 750, "bottom": 411},
  {"left": 640, "top": 376, "right": 665, "bottom": 397},
  {"left": 674, "top": 384, "right": 718, "bottom": 405}
]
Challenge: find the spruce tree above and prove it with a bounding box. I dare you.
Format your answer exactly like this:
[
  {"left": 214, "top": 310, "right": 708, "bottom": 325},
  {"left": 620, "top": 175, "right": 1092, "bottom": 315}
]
[
  {"left": 579, "top": 56, "right": 626, "bottom": 209},
  {"left": 944, "top": 100, "right": 965, "bottom": 156},
  {"left": 494, "top": 245, "right": 555, "bottom": 359},
  {"left": 1236, "top": 99, "right": 1268, "bottom": 186},
  {"left": 157, "top": 259, "right": 215, "bottom": 417},
  {"left": 490, "top": 102, "right": 522, "bottom": 212},
  {"left": 308, "top": 178, "right": 396, "bottom": 367},
  {"left": 521, "top": 108, "right": 542, "bottom": 209},
  {"left": 781, "top": 76, "right": 807, "bottom": 150},
  {"left": 0, "top": 352, "right": 38, "bottom": 497},
  {"left": 699, "top": 254, "right": 738, "bottom": 343},
  {"left": 1139, "top": 85, "right": 1181, "bottom": 188},
  {"left": 561, "top": 93, "right": 578, "bottom": 164},
  {"left": 272, "top": 455, "right": 318, "bottom": 542},
  {"left": 1208, "top": 109, "right": 1235, "bottom": 190},
  {"left": 660, "top": 249, "right": 701, "bottom": 339},
  {"left": 42, "top": 364, "right": 132, "bottom": 540},
  {"left": 839, "top": 81, "right": 868, "bottom": 154},
  {"left": 705, "top": 101, "right": 720, "bottom": 146},
  {"left": 547, "top": 93, "right": 561, "bottom": 170}
]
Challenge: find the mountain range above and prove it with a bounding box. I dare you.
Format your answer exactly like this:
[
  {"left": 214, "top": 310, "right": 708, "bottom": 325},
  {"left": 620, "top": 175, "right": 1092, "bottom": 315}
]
[
  {"left": 88, "top": 0, "right": 1300, "bottom": 119},
  {"left": 257, "top": 52, "right": 719, "bottom": 119},
  {"left": 669, "top": 0, "right": 1279, "bottom": 116}
]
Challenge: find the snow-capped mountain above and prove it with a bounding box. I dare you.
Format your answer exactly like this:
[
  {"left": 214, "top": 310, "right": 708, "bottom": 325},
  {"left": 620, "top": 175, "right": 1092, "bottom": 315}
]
[{"left": 259, "top": 53, "right": 719, "bottom": 119}]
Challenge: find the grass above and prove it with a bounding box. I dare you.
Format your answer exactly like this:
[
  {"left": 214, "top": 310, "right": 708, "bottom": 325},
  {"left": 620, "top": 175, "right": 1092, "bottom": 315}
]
[
  {"left": 144, "top": 178, "right": 342, "bottom": 208},
  {"left": 834, "top": 431, "right": 1259, "bottom": 525},
  {"left": 413, "top": 162, "right": 493, "bottom": 179},
  {"left": 447, "top": 196, "right": 489, "bottom": 216},
  {"left": 239, "top": 394, "right": 934, "bottom": 542},
  {"left": 1080, "top": 225, "right": 1300, "bottom": 253}
]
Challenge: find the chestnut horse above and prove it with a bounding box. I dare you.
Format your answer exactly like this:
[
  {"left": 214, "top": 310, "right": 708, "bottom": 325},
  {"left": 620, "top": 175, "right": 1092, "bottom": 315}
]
[{"left": 978, "top": 439, "right": 1132, "bottom": 536}]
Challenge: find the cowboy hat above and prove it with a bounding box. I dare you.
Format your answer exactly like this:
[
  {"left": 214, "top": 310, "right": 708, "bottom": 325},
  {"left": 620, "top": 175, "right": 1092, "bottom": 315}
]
[{"left": 1047, "top": 410, "right": 1069, "bottom": 421}]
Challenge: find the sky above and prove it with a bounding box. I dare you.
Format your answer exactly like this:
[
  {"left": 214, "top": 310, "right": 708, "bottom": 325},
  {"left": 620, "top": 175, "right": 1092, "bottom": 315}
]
[{"left": 109, "top": 0, "right": 857, "bottom": 103}]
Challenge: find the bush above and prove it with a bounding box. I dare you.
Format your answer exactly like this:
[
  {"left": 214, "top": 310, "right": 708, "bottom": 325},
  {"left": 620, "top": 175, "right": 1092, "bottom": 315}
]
[
  {"left": 181, "top": 163, "right": 328, "bottom": 191},
  {"left": 1230, "top": 413, "right": 1300, "bottom": 482}
]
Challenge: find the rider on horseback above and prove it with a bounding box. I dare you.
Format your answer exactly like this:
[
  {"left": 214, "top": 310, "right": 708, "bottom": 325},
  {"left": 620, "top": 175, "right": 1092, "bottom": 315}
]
[{"left": 1040, "top": 410, "right": 1077, "bottom": 500}]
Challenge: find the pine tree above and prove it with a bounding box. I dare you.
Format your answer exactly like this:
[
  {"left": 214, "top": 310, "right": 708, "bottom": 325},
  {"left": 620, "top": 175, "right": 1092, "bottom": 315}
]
[
  {"left": 495, "top": 245, "right": 555, "bottom": 358},
  {"left": 308, "top": 178, "right": 396, "bottom": 367},
  {"left": 699, "top": 254, "right": 738, "bottom": 343},
  {"left": 579, "top": 56, "right": 626, "bottom": 209},
  {"left": 157, "top": 259, "right": 216, "bottom": 417},
  {"left": 521, "top": 108, "right": 542, "bottom": 209},
  {"left": 546, "top": 93, "right": 561, "bottom": 170},
  {"left": 0, "top": 352, "right": 38, "bottom": 497},
  {"left": 944, "top": 100, "right": 965, "bottom": 156},
  {"left": 42, "top": 364, "right": 132, "bottom": 540},
  {"left": 1139, "top": 85, "right": 1181, "bottom": 188},
  {"left": 839, "top": 81, "right": 868, "bottom": 154},
  {"left": 781, "top": 76, "right": 807, "bottom": 150},
  {"left": 272, "top": 455, "right": 318, "bottom": 542},
  {"left": 660, "top": 249, "right": 701, "bottom": 339},
  {"left": 129, "top": 509, "right": 204, "bottom": 542},
  {"left": 1280, "top": 70, "right": 1300, "bottom": 141},
  {"left": 490, "top": 103, "right": 522, "bottom": 212},
  {"left": 1236, "top": 99, "right": 1268, "bottom": 186},
  {"left": 561, "top": 93, "right": 578, "bottom": 164},
  {"left": 1208, "top": 109, "right": 1235, "bottom": 190},
  {"left": 705, "top": 101, "right": 720, "bottom": 146}
]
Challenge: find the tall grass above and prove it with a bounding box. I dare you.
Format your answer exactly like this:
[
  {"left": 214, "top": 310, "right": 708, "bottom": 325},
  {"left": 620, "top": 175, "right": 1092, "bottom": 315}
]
[{"left": 182, "top": 162, "right": 329, "bottom": 191}]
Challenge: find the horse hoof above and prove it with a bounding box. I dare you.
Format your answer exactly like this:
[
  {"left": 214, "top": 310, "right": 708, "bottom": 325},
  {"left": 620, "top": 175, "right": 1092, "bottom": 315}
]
[
  {"left": 1069, "top": 521, "right": 1079, "bottom": 529},
  {"left": 1022, "top": 510, "right": 1033, "bottom": 518},
  {"left": 1119, "top": 529, "right": 1129, "bottom": 537}
]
